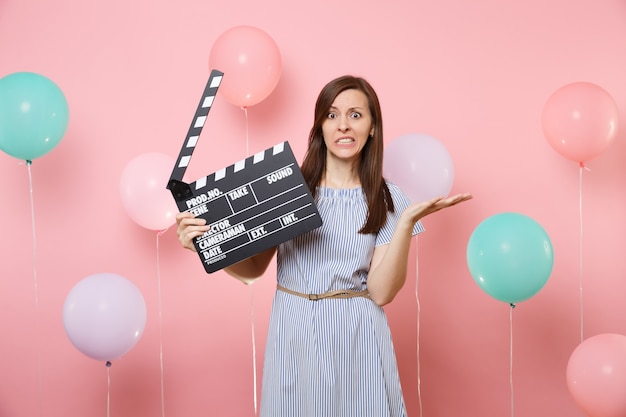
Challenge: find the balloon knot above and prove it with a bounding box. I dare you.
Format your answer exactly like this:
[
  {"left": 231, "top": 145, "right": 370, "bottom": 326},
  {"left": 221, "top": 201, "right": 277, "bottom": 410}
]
[
  {"left": 106, "top": 361, "right": 112, "bottom": 367},
  {"left": 509, "top": 303, "right": 516, "bottom": 309},
  {"left": 26, "top": 160, "right": 32, "bottom": 165}
]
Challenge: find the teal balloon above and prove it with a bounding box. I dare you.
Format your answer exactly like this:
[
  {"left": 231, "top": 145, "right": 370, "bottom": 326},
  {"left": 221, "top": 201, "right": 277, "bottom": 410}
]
[
  {"left": 466, "top": 212, "right": 554, "bottom": 304},
  {"left": 0, "top": 72, "right": 69, "bottom": 161}
]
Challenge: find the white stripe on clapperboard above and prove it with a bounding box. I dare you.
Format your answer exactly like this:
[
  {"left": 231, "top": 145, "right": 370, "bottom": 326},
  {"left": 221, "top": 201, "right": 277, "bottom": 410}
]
[
  {"left": 176, "top": 76, "right": 221, "bottom": 171},
  {"left": 193, "top": 142, "right": 286, "bottom": 191}
]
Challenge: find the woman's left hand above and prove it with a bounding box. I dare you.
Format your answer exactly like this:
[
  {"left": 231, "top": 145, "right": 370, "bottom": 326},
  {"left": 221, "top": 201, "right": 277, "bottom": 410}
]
[{"left": 401, "top": 193, "right": 473, "bottom": 225}]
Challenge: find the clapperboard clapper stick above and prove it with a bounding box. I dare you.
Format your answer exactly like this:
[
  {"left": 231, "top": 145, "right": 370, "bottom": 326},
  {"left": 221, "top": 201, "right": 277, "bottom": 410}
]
[{"left": 167, "top": 69, "right": 322, "bottom": 273}]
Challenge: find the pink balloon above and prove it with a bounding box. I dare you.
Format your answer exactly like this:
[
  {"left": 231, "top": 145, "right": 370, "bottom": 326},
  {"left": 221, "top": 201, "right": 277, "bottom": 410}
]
[
  {"left": 63, "top": 273, "right": 147, "bottom": 362},
  {"left": 383, "top": 133, "right": 454, "bottom": 203},
  {"left": 209, "top": 25, "right": 281, "bottom": 108},
  {"left": 542, "top": 82, "right": 619, "bottom": 164},
  {"left": 566, "top": 333, "right": 626, "bottom": 417},
  {"left": 119, "top": 152, "right": 178, "bottom": 231}
]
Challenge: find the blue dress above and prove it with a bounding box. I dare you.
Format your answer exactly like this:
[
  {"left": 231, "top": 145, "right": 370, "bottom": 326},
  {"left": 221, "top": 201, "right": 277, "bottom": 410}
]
[{"left": 260, "top": 183, "right": 424, "bottom": 417}]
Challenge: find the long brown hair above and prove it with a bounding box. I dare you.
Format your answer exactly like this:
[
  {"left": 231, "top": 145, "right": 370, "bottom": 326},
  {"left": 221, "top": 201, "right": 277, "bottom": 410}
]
[{"left": 300, "top": 75, "right": 394, "bottom": 234}]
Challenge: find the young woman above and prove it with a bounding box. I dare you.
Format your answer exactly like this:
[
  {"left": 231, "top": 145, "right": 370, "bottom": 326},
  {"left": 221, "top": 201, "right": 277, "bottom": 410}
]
[{"left": 176, "top": 75, "right": 472, "bottom": 417}]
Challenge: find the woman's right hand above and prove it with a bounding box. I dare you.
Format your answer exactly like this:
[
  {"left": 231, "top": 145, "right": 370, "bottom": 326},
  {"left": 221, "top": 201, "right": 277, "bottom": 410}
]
[{"left": 175, "top": 211, "right": 210, "bottom": 252}]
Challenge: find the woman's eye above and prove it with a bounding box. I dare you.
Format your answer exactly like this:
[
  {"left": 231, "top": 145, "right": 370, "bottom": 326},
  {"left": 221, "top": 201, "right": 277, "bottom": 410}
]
[
  {"left": 327, "top": 112, "right": 337, "bottom": 119},
  {"left": 350, "top": 112, "right": 361, "bottom": 119}
]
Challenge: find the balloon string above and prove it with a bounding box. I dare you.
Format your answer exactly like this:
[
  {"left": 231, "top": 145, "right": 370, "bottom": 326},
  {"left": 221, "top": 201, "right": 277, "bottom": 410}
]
[
  {"left": 414, "top": 239, "right": 423, "bottom": 417},
  {"left": 509, "top": 303, "right": 515, "bottom": 417},
  {"left": 242, "top": 106, "right": 250, "bottom": 157},
  {"left": 242, "top": 105, "right": 257, "bottom": 415},
  {"left": 26, "top": 161, "right": 43, "bottom": 417},
  {"left": 578, "top": 164, "right": 585, "bottom": 343},
  {"left": 156, "top": 230, "right": 167, "bottom": 417},
  {"left": 106, "top": 361, "right": 112, "bottom": 417},
  {"left": 249, "top": 285, "right": 258, "bottom": 415}
]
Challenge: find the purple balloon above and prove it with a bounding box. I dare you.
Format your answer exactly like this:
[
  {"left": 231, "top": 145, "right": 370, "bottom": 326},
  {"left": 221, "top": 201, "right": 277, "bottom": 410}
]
[
  {"left": 63, "top": 273, "right": 147, "bottom": 362},
  {"left": 384, "top": 133, "right": 454, "bottom": 203}
]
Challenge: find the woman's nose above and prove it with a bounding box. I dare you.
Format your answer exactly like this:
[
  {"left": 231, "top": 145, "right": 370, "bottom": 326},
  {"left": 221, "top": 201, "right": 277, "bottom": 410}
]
[{"left": 338, "top": 116, "right": 350, "bottom": 131}]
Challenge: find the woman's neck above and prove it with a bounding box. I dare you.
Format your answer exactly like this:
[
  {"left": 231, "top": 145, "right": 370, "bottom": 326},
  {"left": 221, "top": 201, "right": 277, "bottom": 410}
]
[{"left": 322, "top": 159, "right": 360, "bottom": 189}]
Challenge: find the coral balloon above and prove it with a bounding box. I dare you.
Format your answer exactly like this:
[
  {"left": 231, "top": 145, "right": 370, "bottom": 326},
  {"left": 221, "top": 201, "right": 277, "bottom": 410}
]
[
  {"left": 119, "top": 152, "right": 178, "bottom": 231},
  {"left": 383, "top": 133, "right": 454, "bottom": 203},
  {"left": 466, "top": 212, "right": 554, "bottom": 304},
  {"left": 209, "top": 25, "right": 281, "bottom": 108},
  {"left": 63, "top": 273, "right": 147, "bottom": 362},
  {"left": 567, "top": 333, "right": 626, "bottom": 417},
  {"left": 542, "top": 82, "right": 619, "bottom": 164},
  {"left": 0, "top": 72, "right": 69, "bottom": 161}
]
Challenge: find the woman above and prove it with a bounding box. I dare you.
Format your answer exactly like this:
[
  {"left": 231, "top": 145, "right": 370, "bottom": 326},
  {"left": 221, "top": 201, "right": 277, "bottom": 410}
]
[{"left": 176, "top": 75, "right": 472, "bottom": 417}]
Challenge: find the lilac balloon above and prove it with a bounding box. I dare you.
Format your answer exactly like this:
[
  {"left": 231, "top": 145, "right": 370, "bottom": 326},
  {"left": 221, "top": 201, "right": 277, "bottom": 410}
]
[
  {"left": 63, "top": 273, "right": 147, "bottom": 362},
  {"left": 383, "top": 133, "right": 454, "bottom": 203}
]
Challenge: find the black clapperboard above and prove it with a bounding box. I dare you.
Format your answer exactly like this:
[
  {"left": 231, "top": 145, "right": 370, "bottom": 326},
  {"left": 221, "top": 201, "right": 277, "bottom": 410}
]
[{"left": 167, "top": 70, "right": 322, "bottom": 273}]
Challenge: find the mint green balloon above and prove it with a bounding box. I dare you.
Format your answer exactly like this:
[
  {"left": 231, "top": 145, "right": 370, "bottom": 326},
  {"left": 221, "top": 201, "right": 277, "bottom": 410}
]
[
  {"left": 0, "top": 72, "right": 69, "bottom": 161},
  {"left": 466, "top": 212, "right": 554, "bottom": 304}
]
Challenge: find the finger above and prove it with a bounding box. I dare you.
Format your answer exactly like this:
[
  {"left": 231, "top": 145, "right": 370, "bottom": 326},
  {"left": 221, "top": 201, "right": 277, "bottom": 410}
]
[
  {"left": 176, "top": 211, "right": 210, "bottom": 224},
  {"left": 452, "top": 194, "right": 473, "bottom": 204},
  {"left": 451, "top": 193, "right": 472, "bottom": 202},
  {"left": 179, "top": 216, "right": 208, "bottom": 227},
  {"left": 436, "top": 195, "right": 472, "bottom": 209},
  {"left": 442, "top": 193, "right": 470, "bottom": 203},
  {"left": 176, "top": 217, "right": 209, "bottom": 242},
  {"left": 176, "top": 211, "right": 194, "bottom": 222},
  {"left": 414, "top": 196, "right": 445, "bottom": 210},
  {"left": 179, "top": 227, "right": 209, "bottom": 252},
  {"left": 183, "top": 228, "right": 205, "bottom": 241}
]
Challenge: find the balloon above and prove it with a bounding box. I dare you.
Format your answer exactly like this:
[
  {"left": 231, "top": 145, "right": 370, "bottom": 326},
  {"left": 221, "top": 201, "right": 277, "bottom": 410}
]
[
  {"left": 466, "top": 212, "right": 554, "bottom": 304},
  {"left": 0, "top": 72, "right": 69, "bottom": 161},
  {"left": 567, "top": 333, "right": 626, "bottom": 417},
  {"left": 209, "top": 25, "right": 281, "bottom": 108},
  {"left": 119, "top": 152, "right": 178, "bottom": 231},
  {"left": 383, "top": 133, "right": 454, "bottom": 203},
  {"left": 63, "top": 273, "right": 147, "bottom": 362},
  {"left": 542, "top": 82, "right": 619, "bottom": 164}
]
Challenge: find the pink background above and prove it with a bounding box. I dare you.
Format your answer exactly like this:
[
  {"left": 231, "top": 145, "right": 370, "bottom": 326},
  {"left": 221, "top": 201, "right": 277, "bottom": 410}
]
[{"left": 1, "top": 0, "right": 625, "bottom": 416}]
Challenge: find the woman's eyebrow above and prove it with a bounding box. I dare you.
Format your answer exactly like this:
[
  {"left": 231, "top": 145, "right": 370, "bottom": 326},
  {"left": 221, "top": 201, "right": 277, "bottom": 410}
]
[{"left": 328, "top": 105, "right": 364, "bottom": 112}]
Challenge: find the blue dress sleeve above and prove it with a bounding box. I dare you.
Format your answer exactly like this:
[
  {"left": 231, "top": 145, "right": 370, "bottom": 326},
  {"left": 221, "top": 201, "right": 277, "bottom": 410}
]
[{"left": 375, "top": 182, "right": 425, "bottom": 247}]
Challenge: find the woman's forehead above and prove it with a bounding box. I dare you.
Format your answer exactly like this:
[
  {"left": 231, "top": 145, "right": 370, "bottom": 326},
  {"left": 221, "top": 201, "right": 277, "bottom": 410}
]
[{"left": 330, "top": 89, "right": 369, "bottom": 109}]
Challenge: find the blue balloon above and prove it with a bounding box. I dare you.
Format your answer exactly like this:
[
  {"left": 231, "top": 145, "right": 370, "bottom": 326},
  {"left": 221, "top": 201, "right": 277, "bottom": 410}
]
[
  {"left": 0, "top": 72, "right": 69, "bottom": 161},
  {"left": 466, "top": 212, "right": 554, "bottom": 304}
]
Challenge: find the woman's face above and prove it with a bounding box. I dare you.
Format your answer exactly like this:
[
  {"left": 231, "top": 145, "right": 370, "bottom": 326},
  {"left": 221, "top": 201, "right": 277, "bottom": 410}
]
[{"left": 321, "top": 88, "right": 374, "bottom": 164}]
